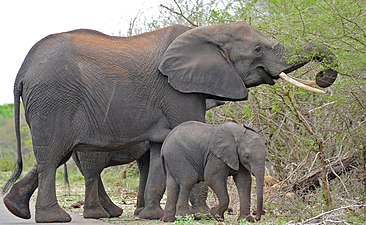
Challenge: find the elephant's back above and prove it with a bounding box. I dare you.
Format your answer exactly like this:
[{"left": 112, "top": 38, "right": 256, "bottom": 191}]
[
  {"left": 162, "top": 121, "right": 211, "bottom": 155},
  {"left": 162, "top": 121, "right": 209, "bottom": 182}
]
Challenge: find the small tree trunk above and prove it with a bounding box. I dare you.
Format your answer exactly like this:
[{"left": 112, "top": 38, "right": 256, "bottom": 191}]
[{"left": 317, "top": 140, "right": 332, "bottom": 206}]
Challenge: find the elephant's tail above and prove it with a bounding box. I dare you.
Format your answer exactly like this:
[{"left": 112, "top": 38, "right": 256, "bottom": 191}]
[
  {"left": 63, "top": 163, "right": 71, "bottom": 195},
  {"left": 3, "top": 85, "right": 23, "bottom": 193},
  {"left": 161, "top": 155, "right": 167, "bottom": 177}
]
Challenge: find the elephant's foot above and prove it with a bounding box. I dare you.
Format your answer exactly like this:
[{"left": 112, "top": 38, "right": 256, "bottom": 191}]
[
  {"left": 3, "top": 192, "right": 31, "bottom": 219},
  {"left": 176, "top": 206, "right": 192, "bottom": 218},
  {"left": 83, "top": 205, "right": 111, "bottom": 219},
  {"left": 190, "top": 204, "right": 210, "bottom": 215},
  {"left": 35, "top": 204, "right": 71, "bottom": 223},
  {"left": 238, "top": 214, "right": 255, "bottom": 223},
  {"left": 104, "top": 204, "right": 123, "bottom": 218},
  {"left": 138, "top": 205, "right": 164, "bottom": 220},
  {"left": 100, "top": 200, "right": 123, "bottom": 217},
  {"left": 133, "top": 207, "right": 144, "bottom": 216},
  {"left": 209, "top": 207, "right": 224, "bottom": 222},
  {"left": 192, "top": 211, "right": 212, "bottom": 220},
  {"left": 162, "top": 214, "right": 176, "bottom": 222}
]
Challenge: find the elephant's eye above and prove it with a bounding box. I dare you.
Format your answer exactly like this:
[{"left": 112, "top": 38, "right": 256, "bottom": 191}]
[{"left": 254, "top": 45, "right": 262, "bottom": 54}]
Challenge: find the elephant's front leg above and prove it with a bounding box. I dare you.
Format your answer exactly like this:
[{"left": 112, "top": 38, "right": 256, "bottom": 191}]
[
  {"left": 206, "top": 179, "right": 229, "bottom": 221},
  {"left": 205, "top": 161, "right": 230, "bottom": 221},
  {"left": 138, "top": 142, "right": 165, "bottom": 219},
  {"left": 189, "top": 182, "right": 209, "bottom": 215},
  {"left": 3, "top": 166, "right": 38, "bottom": 219},
  {"left": 233, "top": 167, "right": 255, "bottom": 222}
]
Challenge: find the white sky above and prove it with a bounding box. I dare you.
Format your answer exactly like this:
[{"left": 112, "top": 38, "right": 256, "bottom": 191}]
[{"left": 0, "top": 0, "right": 163, "bottom": 105}]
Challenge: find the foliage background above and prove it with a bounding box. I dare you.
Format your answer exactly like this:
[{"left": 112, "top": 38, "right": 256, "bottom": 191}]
[{"left": 1, "top": 0, "right": 365, "bottom": 224}]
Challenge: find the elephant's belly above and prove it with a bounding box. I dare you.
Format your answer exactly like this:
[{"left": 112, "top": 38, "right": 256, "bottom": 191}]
[
  {"left": 75, "top": 109, "right": 171, "bottom": 151},
  {"left": 74, "top": 141, "right": 140, "bottom": 153}
]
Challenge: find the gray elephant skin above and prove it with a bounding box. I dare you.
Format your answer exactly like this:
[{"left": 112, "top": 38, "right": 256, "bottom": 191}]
[
  {"left": 3, "top": 22, "right": 336, "bottom": 223},
  {"left": 161, "top": 121, "right": 266, "bottom": 222}
]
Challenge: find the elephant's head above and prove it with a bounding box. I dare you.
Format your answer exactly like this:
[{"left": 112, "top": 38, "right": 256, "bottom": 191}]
[
  {"left": 159, "top": 22, "right": 337, "bottom": 100},
  {"left": 208, "top": 122, "right": 266, "bottom": 221}
]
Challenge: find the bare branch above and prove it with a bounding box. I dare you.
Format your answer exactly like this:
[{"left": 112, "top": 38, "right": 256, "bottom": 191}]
[
  {"left": 302, "top": 204, "right": 366, "bottom": 224},
  {"left": 285, "top": 91, "right": 315, "bottom": 135},
  {"left": 159, "top": 1, "right": 198, "bottom": 27}
]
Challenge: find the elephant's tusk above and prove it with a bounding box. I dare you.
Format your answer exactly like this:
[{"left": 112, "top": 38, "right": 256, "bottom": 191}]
[
  {"left": 278, "top": 72, "right": 326, "bottom": 94},
  {"left": 292, "top": 77, "right": 317, "bottom": 87}
]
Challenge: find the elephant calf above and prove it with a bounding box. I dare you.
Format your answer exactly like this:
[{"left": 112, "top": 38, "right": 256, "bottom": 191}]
[{"left": 161, "top": 121, "right": 266, "bottom": 222}]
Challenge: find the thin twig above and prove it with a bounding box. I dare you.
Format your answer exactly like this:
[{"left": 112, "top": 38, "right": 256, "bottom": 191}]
[
  {"left": 329, "top": 164, "right": 350, "bottom": 197},
  {"left": 307, "top": 101, "right": 336, "bottom": 114},
  {"left": 285, "top": 91, "right": 315, "bottom": 135},
  {"left": 302, "top": 204, "right": 366, "bottom": 223},
  {"left": 159, "top": 1, "right": 198, "bottom": 27},
  {"left": 351, "top": 92, "right": 366, "bottom": 110}
]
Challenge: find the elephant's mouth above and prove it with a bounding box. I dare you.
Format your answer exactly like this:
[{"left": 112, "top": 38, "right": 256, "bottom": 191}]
[{"left": 257, "top": 67, "right": 276, "bottom": 85}]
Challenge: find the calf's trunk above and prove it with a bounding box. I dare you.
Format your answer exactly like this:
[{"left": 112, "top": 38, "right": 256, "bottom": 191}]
[{"left": 253, "top": 167, "right": 265, "bottom": 221}]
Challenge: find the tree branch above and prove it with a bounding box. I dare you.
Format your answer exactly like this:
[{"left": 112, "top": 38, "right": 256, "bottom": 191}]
[
  {"left": 302, "top": 204, "right": 366, "bottom": 224},
  {"left": 159, "top": 0, "right": 198, "bottom": 27}
]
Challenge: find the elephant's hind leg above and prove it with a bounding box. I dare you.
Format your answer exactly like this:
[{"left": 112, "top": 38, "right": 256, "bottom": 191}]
[
  {"left": 162, "top": 169, "right": 179, "bottom": 222},
  {"left": 34, "top": 145, "right": 71, "bottom": 223},
  {"left": 80, "top": 152, "right": 115, "bottom": 219},
  {"left": 98, "top": 178, "right": 123, "bottom": 217},
  {"left": 206, "top": 178, "right": 229, "bottom": 221},
  {"left": 3, "top": 166, "right": 38, "bottom": 219},
  {"left": 83, "top": 174, "right": 111, "bottom": 219},
  {"left": 174, "top": 167, "right": 199, "bottom": 218}
]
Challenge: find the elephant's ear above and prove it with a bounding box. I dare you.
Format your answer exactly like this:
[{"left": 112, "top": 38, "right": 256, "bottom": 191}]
[
  {"left": 159, "top": 27, "right": 248, "bottom": 100},
  {"left": 208, "top": 122, "right": 242, "bottom": 170}
]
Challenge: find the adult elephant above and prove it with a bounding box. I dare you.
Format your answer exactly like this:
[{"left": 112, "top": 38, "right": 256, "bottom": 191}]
[{"left": 3, "top": 22, "right": 337, "bottom": 223}]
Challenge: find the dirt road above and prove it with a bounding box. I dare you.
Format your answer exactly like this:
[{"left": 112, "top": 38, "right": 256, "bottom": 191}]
[{"left": 0, "top": 195, "right": 108, "bottom": 225}]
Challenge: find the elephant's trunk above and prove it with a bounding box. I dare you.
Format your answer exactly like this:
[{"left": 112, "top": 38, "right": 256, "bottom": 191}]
[
  {"left": 279, "top": 43, "right": 338, "bottom": 91},
  {"left": 255, "top": 176, "right": 264, "bottom": 221},
  {"left": 253, "top": 166, "right": 265, "bottom": 221}
]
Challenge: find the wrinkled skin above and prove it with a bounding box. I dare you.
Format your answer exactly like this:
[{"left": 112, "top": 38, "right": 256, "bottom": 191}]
[
  {"left": 3, "top": 22, "right": 336, "bottom": 223},
  {"left": 162, "top": 121, "right": 266, "bottom": 222}
]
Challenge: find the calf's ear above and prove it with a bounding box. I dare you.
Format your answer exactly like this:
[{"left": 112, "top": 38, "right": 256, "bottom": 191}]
[{"left": 208, "top": 122, "right": 241, "bottom": 170}]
